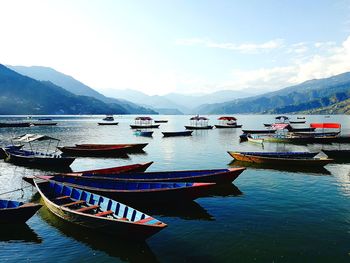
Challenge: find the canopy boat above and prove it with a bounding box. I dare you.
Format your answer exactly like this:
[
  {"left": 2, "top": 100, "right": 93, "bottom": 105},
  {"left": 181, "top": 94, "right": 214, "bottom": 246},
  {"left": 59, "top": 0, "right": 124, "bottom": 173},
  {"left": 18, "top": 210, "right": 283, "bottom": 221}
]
[
  {"left": 275, "top": 115, "right": 289, "bottom": 124},
  {"left": 34, "top": 180, "right": 167, "bottom": 239},
  {"left": 34, "top": 175, "right": 215, "bottom": 203},
  {"left": 247, "top": 134, "right": 264, "bottom": 144},
  {"left": 130, "top": 117, "right": 160, "bottom": 129},
  {"left": 185, "top": 116, "right": 213, "bottom": 130},
  {"left": 154, "top": 120, "right": 168, "bottom": 123},
  {"left": 98, "top": 122, "right": 119, "bottom": 126},
  {"left": 227, "top": 152, "right": 333, "bottom": 167},
  {"left": 0, "top": 121, "right": 31, "bottom": 128},
  {"left": 162, "top": 131, "right": 193, "bottom": 137},
  {"left": 57, "top": 145, "right": 131, "bottom": 157},
  {"left": 50, "top": 167, "right": 245, "bottom": 184},
  {"left": 0, "top": 199, "right": 42, "bottom": 224},
  {"left": 134, "top": 130, "right": 153, "bottom": 137},
  {"left": 75, "top": 143, "right": 148, "bottom": 152},
  {"left": 5, "top": 134, "right": 75, "bottom": 168},
  {"left": 230, "top": 151, "right": 319, "bottom": 158},
  {"left": 102, "top": 115, "right": 115, "bottom": 121},
  {"left": 214, "top": 116, "right": 242, "bottom": 128},
  {"left": 242, "top": 129, "right": 276, "bottom": 134}
]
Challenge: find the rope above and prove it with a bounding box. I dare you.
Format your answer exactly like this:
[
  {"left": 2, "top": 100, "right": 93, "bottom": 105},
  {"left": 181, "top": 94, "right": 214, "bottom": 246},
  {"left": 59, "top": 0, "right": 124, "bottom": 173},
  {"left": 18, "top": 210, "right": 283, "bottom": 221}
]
[{"left": 0, "top": 185, "right": 33, "bottom": 196}]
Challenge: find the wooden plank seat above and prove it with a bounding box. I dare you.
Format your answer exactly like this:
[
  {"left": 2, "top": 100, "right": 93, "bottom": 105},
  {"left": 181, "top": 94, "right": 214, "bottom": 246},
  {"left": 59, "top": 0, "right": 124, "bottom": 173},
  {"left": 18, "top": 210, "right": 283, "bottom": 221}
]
[
  {"left": 75, "top": 205, "right": 99, "bottom": 213},
  {"left": 62, "top": 200, "right": 85, "bottom": 207},
  {"left": 95, "top": 210, "right": 113, "bottom": 217},
  {"left": 54, "top": 195, "right": 70, "bottom": 200}
]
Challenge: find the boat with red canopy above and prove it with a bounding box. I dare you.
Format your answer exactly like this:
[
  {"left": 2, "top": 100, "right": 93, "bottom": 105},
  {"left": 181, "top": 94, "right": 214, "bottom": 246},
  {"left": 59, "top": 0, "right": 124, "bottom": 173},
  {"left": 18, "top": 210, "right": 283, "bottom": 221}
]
[
  {"left": 215, "top": 116, "right": 242, "bottom": 128},
  {"left": 185, "top": 116, "right": 213, "bottom": 130},
  {"left": 130, "top": 117, "right": 160, "bottom": 129}
]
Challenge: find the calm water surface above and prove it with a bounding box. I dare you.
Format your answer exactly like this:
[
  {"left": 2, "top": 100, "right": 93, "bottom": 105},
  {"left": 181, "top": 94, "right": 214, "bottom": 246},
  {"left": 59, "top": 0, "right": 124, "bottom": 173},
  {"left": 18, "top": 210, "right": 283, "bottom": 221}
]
[{"left": 0, "top": 115, "right": 349, "bottom": 262}]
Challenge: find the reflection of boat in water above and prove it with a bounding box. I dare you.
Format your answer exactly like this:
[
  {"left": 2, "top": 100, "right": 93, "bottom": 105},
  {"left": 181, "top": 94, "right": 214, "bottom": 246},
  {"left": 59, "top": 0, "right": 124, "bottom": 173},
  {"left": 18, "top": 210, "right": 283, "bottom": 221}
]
[
  {"left": 136, "top": 201, "right": 214, "bottom": 221},
  {"left": 0, "top": 224, "right": 42, "bottom": 243},
  {"left": 229, "top": 161, "right": 332, "bottom": 175},
  {"left": 38, "top": 206, "right": 159, "bottom": 262},
  {"left": 208, "top": 183, "right": 243, "bottom": 197}
]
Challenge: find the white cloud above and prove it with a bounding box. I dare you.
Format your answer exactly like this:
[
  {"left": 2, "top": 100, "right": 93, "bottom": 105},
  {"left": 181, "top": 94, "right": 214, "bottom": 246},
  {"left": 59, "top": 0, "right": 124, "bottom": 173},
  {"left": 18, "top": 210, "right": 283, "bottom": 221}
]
[{"left": 176, "top": 38, "right": 284, "bottom": 53}]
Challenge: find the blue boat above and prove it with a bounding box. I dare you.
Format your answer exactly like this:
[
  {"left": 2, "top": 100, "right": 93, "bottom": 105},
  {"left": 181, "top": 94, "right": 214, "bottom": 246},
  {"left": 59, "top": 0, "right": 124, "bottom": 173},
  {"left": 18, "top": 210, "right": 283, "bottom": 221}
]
[
  {"left": 0, "top": 199, "right": 42, "bottom": 224},
  {"left": 35, "top": 175, "right": 215, "bottom": 204},
  {"left": 34, "top": 180, "right": 167, "bottom": 239},
  {"left": 77, "top": 167, "right": 245, "bottom": 184},
  {"left": 134, "top": 130, "right": 153, "bottom": 137},
  {"left": 162, "top": 131, "right": 193, "bottom": 137},
  {"left": 0, "top": 144, "right": 23, "bottom": 159}
]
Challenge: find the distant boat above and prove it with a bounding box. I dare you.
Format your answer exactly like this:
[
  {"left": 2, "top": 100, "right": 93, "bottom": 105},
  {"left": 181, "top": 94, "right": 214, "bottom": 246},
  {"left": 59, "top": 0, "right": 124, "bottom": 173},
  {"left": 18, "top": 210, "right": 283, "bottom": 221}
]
[
  {"left": 57, "top": 145, "right": 131, "bottom": 156},
  {"left": 297, "top": 117, "right": 305, "bottom": 119},
  {"left": 30, "top": 121, "right": 58, "bottom": 126},
  {"left": 75, "top": 143, "right": 148, "bottom": 152},
  {"left": 134, "top": 130, "right": 153, "bottom": 137},
  {"left": 289, "top": 120, "right": 306, "bottom": 124},
  {"left": 230, "top": 151, "right": 319, "bottom": 158},
  {"left": 130, "top": 117, "right": 160, "bottom": 129},
  {"left": 102, "top": 115, "right": 114, "bottom": 121},
  {"left": 0, "top": 199, "right": 42, "bottom": 224},
  {"left": 154, "top": 120, "right": 168, "bottom": 123},
  {"left": 34, "top": 180, "right": 167, "bottom": 239},
  {"left": 0, "top": 122, "right": 31, "bottom": 128},
  {"left": 228, "top": 152, "right": 333, "bottom": 167},
  {"left": 162, "top": 131, "right": 193, "bottom": 137},
  {"left": 185, "top": 116, "right": 213, "bottom": 130},
  {"left": 215, "top": 116, "right": 242, "bottom": 128},
  {"left": 97, "top": 122, "right": 119, "bottom": 126}
]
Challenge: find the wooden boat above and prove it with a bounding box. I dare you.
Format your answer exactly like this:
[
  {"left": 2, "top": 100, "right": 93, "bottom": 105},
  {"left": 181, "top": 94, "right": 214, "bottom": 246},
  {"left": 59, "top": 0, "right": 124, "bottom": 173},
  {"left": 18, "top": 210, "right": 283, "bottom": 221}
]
[
  {"left": 162, "top": 131, "right": 193, "bottom": 137},
  {"left": 0, "top": 122, "right": 31, "bottom": 128},
  {"left": 134, "top": 130, "right": 153, "bottom": 137},
  {"left": 75, "top": 143, "right": 148, "bottom": 152},
  {"left": 247, "top": 135, "right": 264, "bottom": 144},
  {"left": 35, "top": 175, "right": 216, "bottom": 203},
  {"left": 227, "top": 152, "right": 333, "bottom": 166},
  {"left": 77, "top": 162, "right": 154, "bottom": 175},
  {"left": 322, "top": 150, "right": 350, "bottom": 160},
  {"left": 130, "top": 117, "right": 160, "bottom": 129},
  {"left": 59, "top": 167, "right": 245, "bottom": 184},
  {"left": 242, "top": 129, "right": 276, "bottom": 134},
  {"left": 34, "top": 180, "right": 167, "bottom": 239},
  {"left": 231, "top": 151, "right": 319, "bottom": 158},
  {"left": 215, "top": 116, "right": 242, "bottom": 128},
  {"left": 57, "top": 145, "right": 131, "bottom": 156},
  {"left": 5, "top": 134, "right": 75, "bottom": 168},
  {"left": 97, "top": 122, "right": 119, "bottom": 126},
  {"left": 185, "top": 115, "right": 213, "bottom": 130},
  {"left": 6, "top": 149, "right": 75, "bottom": 167},
  {"left": 291, "top": 131, "right": 340, "bottom": 137},
  {"left": 0, "top": 199, "right": 42, "bottom": 223},
  {"left": 185, "top": 125, "right": 213, "bottom": 130},
  {"left": 154, "top": 120, "right": 168, "bottom": 123}
]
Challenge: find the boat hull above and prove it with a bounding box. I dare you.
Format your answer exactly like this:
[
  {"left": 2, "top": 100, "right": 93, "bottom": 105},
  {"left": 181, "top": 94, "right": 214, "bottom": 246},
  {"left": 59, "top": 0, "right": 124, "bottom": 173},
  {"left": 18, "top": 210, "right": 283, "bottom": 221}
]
[
  {"left": 184, "top": 125, "right": 213, "bottom": 130},
  {"left": 0, "top": 202, "right": 42, "bottom": 224},
  {"left": 214, "top": 124, "right": 242, "bottom": 129},
  {"left": 130, "top": 124, "right": 160, "bottom": 129},
  {"left": 228, "top": 152, "right": 333, "bottom": 167},
  {"left": 162, "top": 131, "right": 193, "bottom": 137},
  {"left": 97, "top": 122, "right": 119, "bottom": 126},
  {"left": 75, "top": 143, "right": 148, "bottom": 153},
  {"left": 57, "top": 146, "right": 131, "bottom": 157},
  {"left": 242, "top": 129, "right": 276, "bottom": 134}
]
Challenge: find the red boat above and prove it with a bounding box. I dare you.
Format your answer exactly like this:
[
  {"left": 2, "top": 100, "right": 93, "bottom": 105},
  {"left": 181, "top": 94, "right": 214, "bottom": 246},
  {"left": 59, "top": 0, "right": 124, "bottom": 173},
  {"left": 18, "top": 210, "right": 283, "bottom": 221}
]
[
  {"left": 75, "top": 143, "right": 148, "bottom": 152},
  {"left": 57, "top": 145, "right": 131, "bottom": 156},
  {"left": 76, "top": 162, "right": 153, "bottom": 175}
]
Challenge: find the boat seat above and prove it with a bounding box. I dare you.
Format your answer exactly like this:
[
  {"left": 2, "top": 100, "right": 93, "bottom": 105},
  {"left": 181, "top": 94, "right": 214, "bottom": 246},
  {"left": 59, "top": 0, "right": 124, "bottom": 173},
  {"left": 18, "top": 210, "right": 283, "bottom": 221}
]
[
  {"left": 62, "top": 200, "right": 85, "bottom": 207},
  {"left": 54, "top": 195, "right": 71, "bottom": 200},
  {"left": 75, "top": 205, "right": 99, "bottom": 213},
  {"left": 119, "top": 217, "right": 129, "bottom": 221},
  {"left": 95, "top": 210, "right": 114, "bottom": 217}
]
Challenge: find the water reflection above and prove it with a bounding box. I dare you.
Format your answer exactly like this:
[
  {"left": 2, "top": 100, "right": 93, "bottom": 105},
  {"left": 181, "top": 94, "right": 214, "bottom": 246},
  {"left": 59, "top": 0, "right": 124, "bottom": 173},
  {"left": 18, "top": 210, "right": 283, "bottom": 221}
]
[
  {"left": 229, "top": 161, "right": 332, "bottom": 175},
  {"left": 0, "top": 224, "right": 42, "bottom": 244},
  {"left": 208, "top": 184, "right": 243, "bottom": 197},
  {"left": 38, "top": 206, "right": 159, "bottom": 263},
  {"left": 136, "top": 201, "right": 214, "bottom": 221}
]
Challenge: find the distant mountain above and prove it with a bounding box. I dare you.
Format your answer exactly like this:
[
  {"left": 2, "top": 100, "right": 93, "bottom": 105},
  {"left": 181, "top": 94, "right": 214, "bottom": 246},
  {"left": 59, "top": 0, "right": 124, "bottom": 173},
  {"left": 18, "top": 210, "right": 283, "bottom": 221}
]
[
  {"left": 104, "top": 89, "right": 255, "bottom": 114},
  {"left": 8, "top": 65, "right": 156, "bottom": 114},
  {"left": 195, "top": 72, "right": 350, "bottom": 114},
  {"left": 0, "top": 64, "right": 130, "bottom": 114},
  {"left": 298, "top": 98, "right": 350, "bottom": 114}
]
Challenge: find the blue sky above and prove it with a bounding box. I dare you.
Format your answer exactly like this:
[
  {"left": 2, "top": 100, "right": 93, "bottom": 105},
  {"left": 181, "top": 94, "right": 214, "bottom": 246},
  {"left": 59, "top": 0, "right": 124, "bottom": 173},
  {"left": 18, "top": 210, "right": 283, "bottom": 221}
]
[{"left": 1, "top": 0, "right": 350, "bottom": 95}]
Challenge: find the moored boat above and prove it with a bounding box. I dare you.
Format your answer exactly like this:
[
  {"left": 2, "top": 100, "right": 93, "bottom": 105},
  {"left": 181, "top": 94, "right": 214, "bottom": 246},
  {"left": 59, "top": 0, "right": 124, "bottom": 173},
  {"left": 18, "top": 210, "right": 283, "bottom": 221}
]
[
  {"left": 214, "top": 116, "right": 242, "bottom": 128},
  {"left": 47, "top": 167, "right": 245, "bottom": 184},
  {"left": 0, "top": 199, "right": 42, "bottom": 224},
  {"left": 30, "top": 122, "right": 58, "bottom": 126},
  {"left": 57, "top": 145, "right": 131, "bottom": 156},
  {"left": 34, "top": 175, "right": 216, "bottom": 203},
  {"left": 97, "top": 122, "right": 119, "bottom": 126},
  {"left": 154, "top": 120, "right": 168, "bottom": 123},
  {"left": 242, "top": 129, "right": 276, "bottom": 134},
  {"left": 134, "top": 130, "right": 153, "bottom": 137},
  {"left": 102, "top": 115, "right": 115, "bottom": 121},
  {"left": 77, "top": 162, "right": 154, "bottom": 175},
  {"left": 75, "top": 143, "right": 148, "bottom": 152},
  {"left": 185, "top": 115, "right": 213, "bottom": 130},
  {"left": 130, "top": 117, "right": 160, "bottom": 129},
  {"left": 162, "top": 131, "right": 193, "bottom": 137},
  {"left": 231, "top": 151, "right": 319, "bottom": 158},
  {"left": 34, "top": 180, "right": 167, "bottom": 239},
  {"left": 247, "top": 134, "right": 264, "bottom": 144},
  {"left": 0, "top": 145, "right": 24, "bottom": 159},
  {"left": 227, "top": 152, "right": 333, "bottom": 166},
  {"left": 0, "top": 122, "right": 31, "bottom": 128}
]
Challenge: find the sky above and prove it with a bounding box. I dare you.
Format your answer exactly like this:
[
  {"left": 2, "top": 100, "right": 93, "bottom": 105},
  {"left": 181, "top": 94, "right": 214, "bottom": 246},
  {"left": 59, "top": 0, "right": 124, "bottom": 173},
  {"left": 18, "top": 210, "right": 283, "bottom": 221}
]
[{"left": 1, "top": 0, "right": 350, "bottom": 95}]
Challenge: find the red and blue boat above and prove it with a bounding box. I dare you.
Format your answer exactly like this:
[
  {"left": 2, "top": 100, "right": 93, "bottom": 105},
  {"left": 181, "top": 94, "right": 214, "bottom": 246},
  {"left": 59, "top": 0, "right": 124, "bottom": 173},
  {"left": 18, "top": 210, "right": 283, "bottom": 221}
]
[{"left": 0, "top": 199, "right": 42, "bottom": 224}]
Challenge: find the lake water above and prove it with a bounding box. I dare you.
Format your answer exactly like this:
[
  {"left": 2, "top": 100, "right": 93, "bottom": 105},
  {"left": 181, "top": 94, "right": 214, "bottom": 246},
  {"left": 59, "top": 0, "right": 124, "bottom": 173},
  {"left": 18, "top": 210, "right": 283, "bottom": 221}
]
[{"left": 0, "top": 115, "right": 349, "bottom": 262}]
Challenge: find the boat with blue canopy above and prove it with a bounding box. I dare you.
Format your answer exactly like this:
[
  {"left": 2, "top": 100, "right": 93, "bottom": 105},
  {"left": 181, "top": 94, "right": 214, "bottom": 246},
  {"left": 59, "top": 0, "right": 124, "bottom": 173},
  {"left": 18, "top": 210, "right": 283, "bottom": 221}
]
[{"left": 34, "top": 179, "right": 167, "bottom": 239}]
